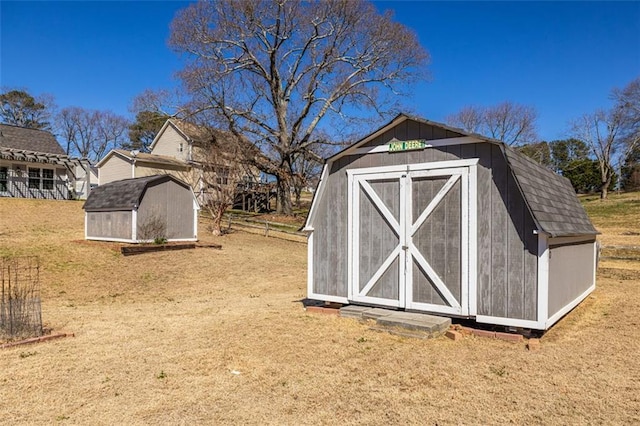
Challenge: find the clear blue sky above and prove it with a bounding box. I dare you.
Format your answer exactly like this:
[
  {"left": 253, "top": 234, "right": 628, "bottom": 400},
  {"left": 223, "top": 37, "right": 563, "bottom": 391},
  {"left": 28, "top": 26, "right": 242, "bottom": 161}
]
[{"left": 1, "top": 1, "right": 639, "bottom": 142}]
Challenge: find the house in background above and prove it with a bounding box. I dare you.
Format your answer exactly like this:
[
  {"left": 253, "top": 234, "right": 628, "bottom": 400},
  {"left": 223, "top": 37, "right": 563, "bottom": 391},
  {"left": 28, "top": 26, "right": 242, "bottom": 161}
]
[
  {"left": 74, "top": 163, "right": 99, "bottom": 200},
  {"left": 97, "top": 119, "right": 268, "bottom": 209},
  {"left": 97, "top": 149, "right": 191, "bottom": 185},
  {"left": 0, "top": 123, "right": 90, "bottom": 200}
]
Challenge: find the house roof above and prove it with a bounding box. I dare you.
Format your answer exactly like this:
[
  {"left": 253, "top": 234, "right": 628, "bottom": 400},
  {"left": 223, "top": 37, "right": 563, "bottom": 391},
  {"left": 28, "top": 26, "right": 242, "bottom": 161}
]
[
  {"left": 0, "top": 123, "right": 66, "bottom": 155},
  {"left": 83, "top": 174, "right": 193, "bottom": 211},
  {"left": 96, "top": 149, "right": 190, "bottom": 168},
  {"left": 308, "top": 113, "right": 597, "bottom": 238}
]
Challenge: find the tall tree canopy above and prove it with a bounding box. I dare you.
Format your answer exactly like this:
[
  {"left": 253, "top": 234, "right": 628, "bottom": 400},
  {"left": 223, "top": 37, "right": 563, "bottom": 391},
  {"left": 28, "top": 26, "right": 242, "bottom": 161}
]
[
  {"left": 446, "top": 101, "right": 538, "bottom": 146},
  {"left": 0, "top": 89, "right": 55, "bottom": 130},
  {"left": 125, "top": 110, "right": 170, "bottom": 152},
  {"left": 169, "top": 0, "right": 429, "bottom": 214}
]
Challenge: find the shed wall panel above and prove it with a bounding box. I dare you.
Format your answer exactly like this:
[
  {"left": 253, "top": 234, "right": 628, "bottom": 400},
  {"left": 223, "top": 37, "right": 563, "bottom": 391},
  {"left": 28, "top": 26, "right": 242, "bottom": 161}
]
[
  {"left": 137, "top": 180, "right": 194, "bottom": 240},
  {"left": 311, "top": 121, "right": 538, "bottom": 320},
  {"left": 86, "top": 211, "right": 132, "bottom": 240},
  {"left": 548, "top": 240, "right": 596, "bottom": 317}
]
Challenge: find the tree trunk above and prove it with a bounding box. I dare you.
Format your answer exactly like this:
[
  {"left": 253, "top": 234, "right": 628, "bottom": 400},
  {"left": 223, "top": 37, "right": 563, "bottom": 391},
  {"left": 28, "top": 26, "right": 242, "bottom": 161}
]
[
  {"left": 208, "top": 203, "right": 228, "bottom": 236},
  {"left": 600, "top": 176, "right": 611, "bottom": 200},
  {"left": 276, "top": 176, "right": 293, "bottom": 215}
]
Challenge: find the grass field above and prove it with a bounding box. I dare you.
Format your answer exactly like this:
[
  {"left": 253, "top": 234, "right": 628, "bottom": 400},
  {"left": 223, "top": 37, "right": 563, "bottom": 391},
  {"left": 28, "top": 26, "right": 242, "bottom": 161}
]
[{"left": 0, "top": 194, "right": 639, "bottom": 424}]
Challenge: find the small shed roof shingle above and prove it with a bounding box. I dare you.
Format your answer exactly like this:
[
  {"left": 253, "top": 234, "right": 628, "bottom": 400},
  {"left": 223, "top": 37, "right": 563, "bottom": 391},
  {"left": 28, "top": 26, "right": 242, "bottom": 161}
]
[
  {"left": 83, "top": 175, "right": 190, "bottom": 212},
  {"left": 0, "top": 124, "right": 65, "bottom": 155},
  {"left": 503, "top": 146, "right": 598, "bottom": 237}
]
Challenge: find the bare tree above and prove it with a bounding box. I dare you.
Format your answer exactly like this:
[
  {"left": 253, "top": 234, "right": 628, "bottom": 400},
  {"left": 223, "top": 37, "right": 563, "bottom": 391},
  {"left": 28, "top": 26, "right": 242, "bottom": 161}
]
[
  {"left": 571, "top": 109, "right": 627, "bottom": 199},
  {"left": 94, "top": 112, "right": 129, "bottom": 160},
  {"left": 570, "top": 78, "right": 640, "bottom": 199},
  {"left": 0, "top": 88, "right": 56, "bottom": 130},
  {"left": 56, "top": 107, "right": 129, "bottom": 162},
  {"left": 446, "top": 101, "right": 538, "bottom": 145},
  {"left": 169, "top": 0, "right": 429, "bottom": 214},
  {"left": 445, "top": 105, "right": 484, "bottom": 134},
  {"left": 196, "top": 130, "right": 258, "bottom": 235}
]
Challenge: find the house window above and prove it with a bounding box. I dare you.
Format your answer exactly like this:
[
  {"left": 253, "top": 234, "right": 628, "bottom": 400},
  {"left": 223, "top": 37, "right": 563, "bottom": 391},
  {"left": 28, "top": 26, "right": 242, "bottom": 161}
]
[
  {"left": 0, "top": 167, "right": 7, "bottom": 192},
  {"left": 28, "top": 168, "right": 40, "bottom": 189},
  {"left": 43, "top": 169, "right": 54, "bottom": 190},
  {"left": 215, "top": 166, "right": 230, "bottom": 185},
  {"left": 179, "top": 143, "right": 184, "bottom": 152},
  {"left": 28, "top": 168, "right": 55, "bottom": 190}
]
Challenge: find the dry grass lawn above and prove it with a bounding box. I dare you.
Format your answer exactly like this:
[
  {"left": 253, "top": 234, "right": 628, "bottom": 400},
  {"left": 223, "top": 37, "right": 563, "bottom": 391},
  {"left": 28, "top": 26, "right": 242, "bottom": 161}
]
[{"left": 1, "top": 197, "right": 639, "bottom": 424}]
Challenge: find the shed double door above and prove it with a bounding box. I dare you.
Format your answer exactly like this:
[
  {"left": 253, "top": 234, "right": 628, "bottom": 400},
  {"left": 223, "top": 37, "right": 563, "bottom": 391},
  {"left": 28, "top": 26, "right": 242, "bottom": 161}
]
[{"left": 349, "top": 165, "right": 471, "bottom": 316}]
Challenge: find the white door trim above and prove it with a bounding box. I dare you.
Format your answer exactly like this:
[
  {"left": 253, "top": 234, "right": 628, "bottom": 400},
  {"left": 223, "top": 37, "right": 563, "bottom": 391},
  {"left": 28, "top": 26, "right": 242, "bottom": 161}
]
[{"left": 348, "top": 161, "right": 478, "bottom": 315}]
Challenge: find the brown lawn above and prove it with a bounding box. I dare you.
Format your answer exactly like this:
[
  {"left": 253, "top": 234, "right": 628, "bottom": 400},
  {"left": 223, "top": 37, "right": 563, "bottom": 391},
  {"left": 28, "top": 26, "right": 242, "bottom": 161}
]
[{"left": 0, "top": 197, "right": 639, "bottom": 424}]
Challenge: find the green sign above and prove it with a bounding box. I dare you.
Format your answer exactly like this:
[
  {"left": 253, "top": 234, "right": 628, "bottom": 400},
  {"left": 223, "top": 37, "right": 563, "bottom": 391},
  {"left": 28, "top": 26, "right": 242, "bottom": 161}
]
[{"left": 388, "top": 139, "right": 427, "bottom": 152}]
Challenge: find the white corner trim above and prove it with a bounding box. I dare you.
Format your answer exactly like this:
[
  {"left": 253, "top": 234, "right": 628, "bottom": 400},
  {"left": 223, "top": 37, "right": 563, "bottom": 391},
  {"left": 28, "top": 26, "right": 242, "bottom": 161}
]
[
  {"left": 304, "top": 163, "right": 329, "bottom": 229},
  {"left": 538, "top": 233, "right": 549, "bottom": 326},
  {"left": 307, "top": 231, "right": 314, "bottom": 299},
  {"left": 131, "top": 210, "right": 137, "bottom": 241},
  {"left": 84, "top": 213, "right": 88, "bottom": 240},
  {"left": 545, "top": 283, "right": 596, "bottom": 329},
  {"left": 306, "top": 291, "right": 349, "bottom": 305},
  {"left": 475, "top": 315, "right": 546, "bottom": 330},
  {"left": 468, "top": 163, "right": 478, "bottom": 316},
  {"left": 548, "top": 235, "right": 597, "bottom": 246},
  {"left": 85, "top": 236, "right": 136, "bottom": 243},
  {"left": 347, "top": 172, "right": 355, "bottom": 301}
]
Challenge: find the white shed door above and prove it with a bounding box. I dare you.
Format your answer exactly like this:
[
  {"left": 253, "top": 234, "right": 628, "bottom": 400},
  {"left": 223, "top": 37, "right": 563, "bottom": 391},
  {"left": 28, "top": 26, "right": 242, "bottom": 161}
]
[{"left": 349, "top": 165, "right": 471, "bottom": 316}]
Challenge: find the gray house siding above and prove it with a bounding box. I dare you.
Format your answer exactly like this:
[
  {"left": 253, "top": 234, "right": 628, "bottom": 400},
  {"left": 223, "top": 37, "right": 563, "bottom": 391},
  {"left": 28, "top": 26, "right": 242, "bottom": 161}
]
[
  {"left": 312, "top": 119, "right": 538, "bottom": 321},
  {"left": 547, "top": 239, "right": 596, "bottom": 318},
  {"left": 137, "top": 180, "right": 195, "bottom": 240},
  {"left": 86, "top": 211, "right": 132, "bottom": 240}
]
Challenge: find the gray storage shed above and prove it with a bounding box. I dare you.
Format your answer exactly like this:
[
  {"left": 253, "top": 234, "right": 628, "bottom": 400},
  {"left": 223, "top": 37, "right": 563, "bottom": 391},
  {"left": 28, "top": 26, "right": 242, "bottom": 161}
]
[
  {"left": 83, "top": 175, "right": 199, "bottom": 243},
  {"left": 304, "top": 114, "right": 598, "bottom": 330}
]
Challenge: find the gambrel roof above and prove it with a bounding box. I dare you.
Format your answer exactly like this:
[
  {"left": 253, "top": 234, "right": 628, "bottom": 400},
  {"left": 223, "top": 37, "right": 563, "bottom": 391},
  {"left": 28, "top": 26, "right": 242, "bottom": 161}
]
[
  {"left": 83, "top": 175, "right": 194, "bottom": 212},
  {"left": 0, "top": 123, "right": 65, "bottom": 155},
  {"left": 308, "top": 113, "right": 597, "bottom": 238}
]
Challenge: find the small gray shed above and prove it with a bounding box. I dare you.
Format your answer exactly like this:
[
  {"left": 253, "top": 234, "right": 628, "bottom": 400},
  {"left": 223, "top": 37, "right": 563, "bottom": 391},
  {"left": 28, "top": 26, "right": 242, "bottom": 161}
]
[
  {"left": 83, "top": 175, "right": 199, "bottom": 243},
  {"left": 304, "top": 114, "right": 598, "bottom": 330}
]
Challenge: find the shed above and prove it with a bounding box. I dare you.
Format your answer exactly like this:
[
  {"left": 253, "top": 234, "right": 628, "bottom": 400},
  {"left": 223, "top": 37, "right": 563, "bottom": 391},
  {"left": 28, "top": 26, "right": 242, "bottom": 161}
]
[
  {"left": 83, "top": 175, "right": 199, "bottom": 243},
  {"left": 304, "top": 114, "right": 598, "bottom": 330}
]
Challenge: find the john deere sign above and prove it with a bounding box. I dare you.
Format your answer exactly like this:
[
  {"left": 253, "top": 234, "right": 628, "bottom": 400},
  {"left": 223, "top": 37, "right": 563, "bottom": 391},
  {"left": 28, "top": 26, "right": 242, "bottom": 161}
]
[{"left": 388, "top": 139, "right": 427, "bottom": 152}]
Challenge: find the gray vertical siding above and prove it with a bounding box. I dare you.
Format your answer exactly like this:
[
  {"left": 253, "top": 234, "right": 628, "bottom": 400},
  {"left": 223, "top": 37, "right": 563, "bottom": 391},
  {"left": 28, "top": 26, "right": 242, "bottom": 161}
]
[
  {"left": 87, "top": 211, "right": 132, "bottom": 240},
  {"left": 137, "top": 180, "right": 195, "bottom": 240},
  {"left": 359, "top": 179, "right": 400, "bottom": 299},
  {"left": 311, "top": 119, "right": 538, "bottom": 320},
  {"left": 547, "top": 240, "right": 596, "bottom": 318},
  {"left": 411, "top": 176, "right": 461, "bottom": 305}
]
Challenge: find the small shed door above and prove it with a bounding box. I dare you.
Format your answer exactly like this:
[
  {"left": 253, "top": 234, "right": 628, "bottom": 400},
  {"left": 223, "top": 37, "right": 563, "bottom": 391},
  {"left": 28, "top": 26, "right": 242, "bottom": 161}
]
[{"left": 349, "top": 165, "right": 471, "bottom": 316}]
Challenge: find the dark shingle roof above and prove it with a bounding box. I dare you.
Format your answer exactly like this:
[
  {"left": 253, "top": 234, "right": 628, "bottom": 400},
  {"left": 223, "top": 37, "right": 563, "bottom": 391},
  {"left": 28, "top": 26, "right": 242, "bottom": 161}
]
[
  {"left": 0, "top": 124, "right": 65, "bottom": 155},
  {"left": 503, "top": 146, "right": 598, "bottom": 237},
  {"left": 83, "top": 175, "right": 190, "bottom": 212}
]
